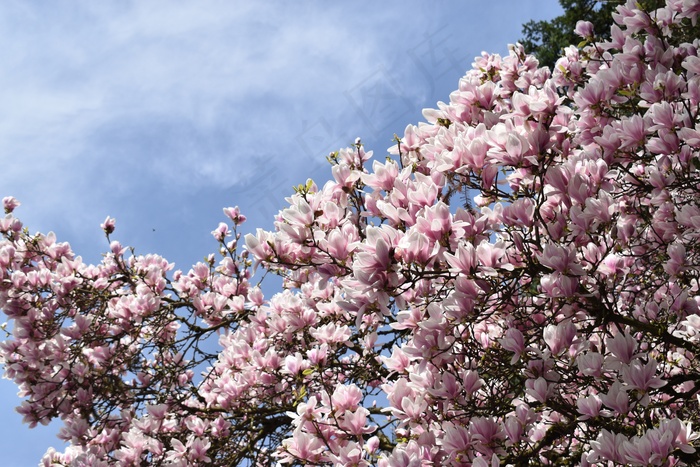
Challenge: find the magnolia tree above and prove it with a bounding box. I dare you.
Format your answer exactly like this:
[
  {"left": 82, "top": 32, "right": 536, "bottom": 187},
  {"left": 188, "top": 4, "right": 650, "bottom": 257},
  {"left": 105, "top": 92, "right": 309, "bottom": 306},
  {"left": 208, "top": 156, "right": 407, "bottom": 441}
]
[{"left": 2, "top": 1, "right": 700, "bottom": 465}]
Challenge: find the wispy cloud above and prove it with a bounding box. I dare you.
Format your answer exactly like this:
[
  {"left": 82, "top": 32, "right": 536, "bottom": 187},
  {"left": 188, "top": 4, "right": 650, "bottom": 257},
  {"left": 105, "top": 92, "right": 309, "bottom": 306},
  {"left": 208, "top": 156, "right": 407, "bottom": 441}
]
[
  {"left": 1, "top": 2, "right": 562, "bottom": 230},
  {"left": 1, "top": 3, "right": 396, "bottom": 187}
]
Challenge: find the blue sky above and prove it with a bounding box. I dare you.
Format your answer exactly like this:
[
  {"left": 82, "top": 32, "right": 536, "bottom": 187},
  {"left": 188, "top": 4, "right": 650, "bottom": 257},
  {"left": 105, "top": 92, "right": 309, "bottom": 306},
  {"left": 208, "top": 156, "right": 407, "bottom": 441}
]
[{"left": 0, "top": 1, "right": 562, "bottom": 464}]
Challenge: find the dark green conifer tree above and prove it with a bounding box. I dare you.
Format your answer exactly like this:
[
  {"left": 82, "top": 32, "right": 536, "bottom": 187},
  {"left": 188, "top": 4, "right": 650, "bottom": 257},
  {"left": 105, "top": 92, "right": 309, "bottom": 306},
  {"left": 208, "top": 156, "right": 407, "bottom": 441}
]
[{"left": 521, "top": 0, "right": 666, "bottom": 68}]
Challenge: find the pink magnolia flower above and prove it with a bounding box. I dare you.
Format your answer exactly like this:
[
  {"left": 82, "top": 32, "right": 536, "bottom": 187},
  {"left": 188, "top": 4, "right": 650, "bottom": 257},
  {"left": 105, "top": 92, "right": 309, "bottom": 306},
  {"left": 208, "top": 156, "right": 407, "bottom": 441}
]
[
  {"left": 537, "top": 243, "right": 585, "bottom": 276},
  {"left": 574, "top": 20, "right": 594, "bottom": 39},
  {"left": 499, "top": 328, "right": 525, "bottom": 364},
  {"left": 577, "top": 352, "right": 604, "bottom": 378},
  {"left": 577, "top": 395, "right": 603, "bottom": 420},
  {"left": 525, "top": 377, "right": 553, "bottom": 403},
  {"left": 338, "top": 408, "right": 374, "bottom": 436},
  {"left": 278, "top": 430, "right": 325, "bottom": 464},
  {"left": 663, "top": 243, "right": 686, "bottom": 276},
  {"left": 472, "top": 454, "right": 499, "bottom": 467},
  {"left": 440, "top": 421, "right": 472, "bottom": 462},
  {"left": 223, "top": 206, "right": 246, "bottom": 225},
  {"left": 100, "top": 216, "right": 116, "bottom": 235},
  {"left": 2, "top": 196, "right": 20, "bottom": 214},
  {"left": 211, "top": 222, "right": 230, "bottom": 242},
  {"left": 444, "top": 243, "right": 478, "bottom": 274},
  {"left": 543, "top": 321, "right": 577, "bottom": 355},
  {"left": 590, "top": 429, "right": 627, "bottom": 464},
  {"left": 621, "top": 359, "right": 667, "bottom": 395},
  {"left": 600, "top": 382, "right": 629, "bottom": 415},
  {"left": 605, "top": 329, "right": 640, "bottom": 367},
  {"left": 331, "top": 384, "right": 364, "bottom": 412},
  {"left": 469, "top": 417, "right": 504, "bottom": 456},
  {"left": 329, "top": 443, "right": 368, "bottom": 467}
]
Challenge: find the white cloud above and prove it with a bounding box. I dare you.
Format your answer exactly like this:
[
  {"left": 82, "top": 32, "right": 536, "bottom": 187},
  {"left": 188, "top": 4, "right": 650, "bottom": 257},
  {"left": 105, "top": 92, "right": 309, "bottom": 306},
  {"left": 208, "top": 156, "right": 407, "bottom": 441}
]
[{"left": 0, "top": 2, "right": 400, "bottom": 188}]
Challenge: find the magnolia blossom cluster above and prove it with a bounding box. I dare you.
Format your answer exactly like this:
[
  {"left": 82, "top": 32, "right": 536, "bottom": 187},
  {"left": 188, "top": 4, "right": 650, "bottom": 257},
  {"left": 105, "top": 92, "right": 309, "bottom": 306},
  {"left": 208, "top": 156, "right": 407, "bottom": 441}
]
[{"left": 2, "top": 0, "right": 700, "bottom": 465}]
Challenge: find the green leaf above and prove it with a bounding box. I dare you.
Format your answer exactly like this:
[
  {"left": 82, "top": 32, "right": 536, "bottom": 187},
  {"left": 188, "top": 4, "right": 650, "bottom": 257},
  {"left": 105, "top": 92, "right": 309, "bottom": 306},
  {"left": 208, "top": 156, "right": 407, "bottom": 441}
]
[{"left": 437, "top": 117, "right": 452, "bottom": 128}]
